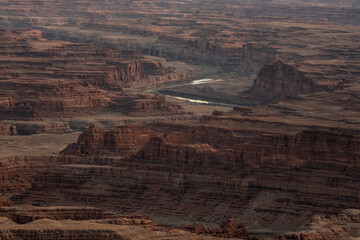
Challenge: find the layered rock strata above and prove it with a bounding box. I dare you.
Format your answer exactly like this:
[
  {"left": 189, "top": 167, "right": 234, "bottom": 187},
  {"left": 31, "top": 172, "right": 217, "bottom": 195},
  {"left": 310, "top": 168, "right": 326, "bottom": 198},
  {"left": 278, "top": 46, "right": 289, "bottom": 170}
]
[
  {"left": 0, "top": 206, "right": 115, "bottom": 224},
  {"left": 11, "top": 125, "right": 358, "bottom": 238},
  {"left": 245, "top": 61, "right": 331, "bottom": 103},
  {"left": 276, "top": 209, "right": 360, "bottom": 240},
  {"left": 61, "top": 125, "right": 158, "bottom": 157},
  {"left": 0, "top": 30, "right": 188, "bottom": 119},
  {"left": 0, "top": 206, "right": 230, "bottom": 240}
]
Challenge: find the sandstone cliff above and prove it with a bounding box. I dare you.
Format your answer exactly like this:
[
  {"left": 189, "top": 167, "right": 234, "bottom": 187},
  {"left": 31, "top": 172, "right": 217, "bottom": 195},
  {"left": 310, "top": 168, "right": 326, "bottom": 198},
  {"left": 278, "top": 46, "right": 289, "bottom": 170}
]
[
  {"left": 61, "top": 125, "right": 158, "bottom": 157},
  {"left": 0, "top": 30, "right": 188, "bottom": 119},
  {"left": 245, "top": 61, "right": 329, "bottom": 103},
  {"left": 12, "top": 127, "right": 357, "bottom": 237},
  {"left": 111, "top": 94, "right": 186, "bottom": 117}
]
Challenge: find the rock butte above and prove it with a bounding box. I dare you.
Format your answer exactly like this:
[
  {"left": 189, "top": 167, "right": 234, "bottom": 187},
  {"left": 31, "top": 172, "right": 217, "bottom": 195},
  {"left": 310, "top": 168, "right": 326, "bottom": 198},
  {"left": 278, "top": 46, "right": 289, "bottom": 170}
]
[{"left": 0, "top": 0, "right": 359, "bottom": 239}]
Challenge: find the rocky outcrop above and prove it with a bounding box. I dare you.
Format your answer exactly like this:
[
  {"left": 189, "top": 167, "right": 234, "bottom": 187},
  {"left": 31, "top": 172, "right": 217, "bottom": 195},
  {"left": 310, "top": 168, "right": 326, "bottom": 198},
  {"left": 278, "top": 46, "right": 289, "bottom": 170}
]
[
  {"left": 0, "top": 198, "right": 12, "bottom": 207},
  {"left": 245, "top": 61, "right": 329, "bottom": 103},
  {"left": 108, "top": 59, "right": 188, "bottom": 88},
  {"left": 182, "top": 219, "right": 255, "bottom": 239},
  {"left": 136, "top": 137, "right": 226, "bottom": 171},
  {"left": 136, "top": 129, "right": 360, "bottom": 173},
  {"left": 107, "top": 60, "right": 145, "bottom": 87},
  {"left": 123, "top": 94, "right": 185, "bottom": 117},
  {"left": 0, "top": 122, "right": 17, "bottom": 136},
  {"left": 0, "top": 206, "right": 115, "bottom": 224},
  {"left": 276, "top": 209, "right": 360, "bottom": 240},
  {"left": 235, "top": 129, "right": 360, "bottom": 168},
  {"left": 61, "top": 125, "right": 158, "bottom": 157},
  {"left": 0, "top": 81, "right": 114, "bottom": 119}
]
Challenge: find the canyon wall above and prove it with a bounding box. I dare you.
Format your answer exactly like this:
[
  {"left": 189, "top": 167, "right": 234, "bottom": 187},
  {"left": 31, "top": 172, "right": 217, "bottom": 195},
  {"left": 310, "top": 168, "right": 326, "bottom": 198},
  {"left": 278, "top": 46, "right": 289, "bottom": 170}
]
[
  {"left": 0, "top": 0, "right": 359, "bottom": 239},
  {"left": 11, "top": 125, "right": 358, "bottom": 237},
  {"left": 61, "top": 125, "right": 158, "bottom": 157},
  {"left": 0, "top": 30, "right": 188, "bottom": 119}
]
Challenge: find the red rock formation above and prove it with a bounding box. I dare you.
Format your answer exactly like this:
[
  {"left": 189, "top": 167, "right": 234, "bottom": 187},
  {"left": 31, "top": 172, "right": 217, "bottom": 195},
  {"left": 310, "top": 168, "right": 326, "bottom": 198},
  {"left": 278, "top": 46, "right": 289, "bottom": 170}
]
[
  {"left": 61, "top": 124, "right": 158, "bottom": 157},
  {"left": 235, "top": 130, "right": 360, "bottom": 168},
  {"left": 10, "top": 127, "right": 355, "bottom": 239},
  {"left": 0, "top": 81, "right": 114, "bottom": 119},
  {"left": 0, "top": 29, "right": 188, "bottom": 92},
  {"left": 107, "top": 60, "right": 145, "bottom": 87},
  {"left": 136, "top": 136, "right": 226, "bottom": 171},
  {"left": 276, "top": 209, "right": 360, "bottom": 240},
  {"left": 0, "top": 3, "right": 359, "bottom": 239},
  {"left": 0, "top": 206, "right": 115, "bottom": 224},
  {"left": 122, "top": 94, "right": 186, "bottom": 117},
  {"left": 0, "top": 198, "right": 12, "bottom": 207},
  {"left": 94, "top": 214, "right": 155, "bottom": 227},
  {"left": 182, "top": 218, "right": 254, "bottom": 239},
  {"left": 0, "top": 122, "right": 17, "bottom": 136},
  {"left": 0, "top": 156, "right": 56, "bottom": 197},
  {"left": 245, "top": 60, "right": 329, "bottom": 103},
  {"left": 0, "top": 30, "right": 188, "bottom": 119}
]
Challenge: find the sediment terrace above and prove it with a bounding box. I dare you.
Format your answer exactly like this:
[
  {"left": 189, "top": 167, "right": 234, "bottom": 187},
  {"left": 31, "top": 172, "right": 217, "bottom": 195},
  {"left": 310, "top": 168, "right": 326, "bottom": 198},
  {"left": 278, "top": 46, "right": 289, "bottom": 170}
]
[{"left": 0, "top": 206, "right": 245, "bottom": 240}]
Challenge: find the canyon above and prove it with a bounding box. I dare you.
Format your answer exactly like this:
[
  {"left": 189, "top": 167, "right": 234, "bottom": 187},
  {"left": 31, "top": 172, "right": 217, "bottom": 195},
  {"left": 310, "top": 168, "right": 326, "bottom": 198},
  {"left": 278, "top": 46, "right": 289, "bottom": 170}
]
[
  {"left": 0, "top": 0, "right": 359, "bottom": 239},
  {"left": 0, "top": 29, "right": 190, "bottom": 120}
]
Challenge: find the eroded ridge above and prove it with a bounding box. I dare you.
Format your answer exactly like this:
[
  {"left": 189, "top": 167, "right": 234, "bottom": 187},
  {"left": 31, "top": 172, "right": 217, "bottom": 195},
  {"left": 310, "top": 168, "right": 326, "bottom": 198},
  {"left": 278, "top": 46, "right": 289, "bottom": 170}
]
[{"left": 0, "top": 30, "right": 190, "bottom": 119}]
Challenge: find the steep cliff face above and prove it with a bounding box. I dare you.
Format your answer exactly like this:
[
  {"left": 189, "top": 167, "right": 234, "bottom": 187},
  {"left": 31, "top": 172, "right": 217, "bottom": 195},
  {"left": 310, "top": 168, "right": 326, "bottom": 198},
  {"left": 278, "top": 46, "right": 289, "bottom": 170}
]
[
  {"left": 136, "top": 137, "right": 223, "bottom": 171},
  {"left": 108, "top": 59, "right": 176, "bottom": 87},
  {"left": 245, "top": 61, "right": 328, "bottom": 103},
  {"left": 239, "top": 43, "right": 276, "bottom": 74},
  {"left": 159, "top": 124, "right": 251, "bottom": 148},
  {"left": 12, "top": 127, "right": 358, "bottom": 237},
  {"left": 107, "top": 61, "right": 144, "bottom": 87},
  {"left": 236, "top": 130, "right": 360, "bottom": 168},
  {"left": 0, "top": 82, "right": 114, "bottom": 119},
  {"left": 123, "top": 94, "right": 185, "bottom": 117},
  {"left": 136, "top": 129, "right": 360, "bottom": 176},
  {"left": 0, "top": 156, "right": 58, "bottom": 207},
  {"left": 0, "top": 157, "right": 35, "bottom": 195},
  {"left": 61, "top": 125, "right": 158, "bottom": 157}
]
